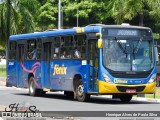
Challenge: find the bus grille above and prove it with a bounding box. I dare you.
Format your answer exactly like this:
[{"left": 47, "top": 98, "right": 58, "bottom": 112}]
[{"left": 116, "top": 86, "right": 145, "bottom": 92}]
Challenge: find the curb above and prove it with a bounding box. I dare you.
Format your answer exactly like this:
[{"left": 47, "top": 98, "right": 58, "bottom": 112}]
[
  {"left": 98, "top": 95, "right": 160, "bottom": 103},
  {"left": 132, "top": 97, "right": 160, "bottom": 102},
  {"left": 0, "top": 85, "right": 28, "bottom": 91}
]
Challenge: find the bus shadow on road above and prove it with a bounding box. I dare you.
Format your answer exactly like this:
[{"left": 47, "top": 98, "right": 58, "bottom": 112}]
[{"left": 13, "top": 92, "right": 160, "bottom": 104}]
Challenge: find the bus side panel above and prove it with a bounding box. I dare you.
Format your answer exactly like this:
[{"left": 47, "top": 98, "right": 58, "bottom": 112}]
[
  {"left": 50, "top": 60, "right": 87, "bottom": 91},
  {"left": 41, "top": 61, "right": 50, "bottom": 88},
  {"left": 17, "top": 62, "right": 26, "bottom": 87},
  {"left": 7, "top": 61, "right": 17, "bottom": 87},
  {"left": 17, "top": 61, "right": 42, "bottom": 88},
  {"left": 34, "top": 61, "right": 42, "bottom": 88}
]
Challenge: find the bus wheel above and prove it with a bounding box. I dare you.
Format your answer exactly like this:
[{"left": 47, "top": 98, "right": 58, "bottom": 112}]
[
  {"left": 29, "top": 77, "right": 41, "bottom": 96},
  {"left": 119, "top": 95, "right": 133, "bottom": 102},
  {"left": 75, "top": 80, "right": 90, "bottom": 102}
]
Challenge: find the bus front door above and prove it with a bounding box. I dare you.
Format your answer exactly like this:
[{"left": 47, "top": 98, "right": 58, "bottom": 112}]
[
  {"left": 42, "top": 42, "right": 51, "bottom": 88},
  {"left": 89, "top": 40, "right": 98, "bottom": 91}
]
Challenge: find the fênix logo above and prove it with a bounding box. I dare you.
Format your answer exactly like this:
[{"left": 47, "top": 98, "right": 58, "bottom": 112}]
[{"left": 53, "top": 64, "right": 67, "bottom": 75}]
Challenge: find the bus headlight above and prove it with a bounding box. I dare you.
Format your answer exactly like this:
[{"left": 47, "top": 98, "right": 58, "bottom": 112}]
[
  {"left": 147, "top": 74, "right": 156, "bottom": 84},
  {"left": 102, "top": 73, "right": 112, "bottom": 83}
]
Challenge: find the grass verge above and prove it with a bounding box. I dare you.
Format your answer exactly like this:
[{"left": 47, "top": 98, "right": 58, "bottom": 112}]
[
  {"left": 145, "top": 87, "right": 160, "bottom": 99},
  {"left": 0, "top": 65, "right": 6, "bottom": 77}
]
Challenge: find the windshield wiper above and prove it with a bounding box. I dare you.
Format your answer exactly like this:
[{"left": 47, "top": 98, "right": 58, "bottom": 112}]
[
  {"left": 115, "top": 37, "right": 128, "bottom": 57},
  {"left": 132, "top": 37, "right": 143, "bottom": 60},
  {"left": 133, "top": 37, "right": 143, "bottom": 54}
]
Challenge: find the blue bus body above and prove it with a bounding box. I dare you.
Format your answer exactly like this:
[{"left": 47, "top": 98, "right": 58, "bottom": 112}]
[{"left": 7, "top": 25, "right": 156, "bottom": 102}]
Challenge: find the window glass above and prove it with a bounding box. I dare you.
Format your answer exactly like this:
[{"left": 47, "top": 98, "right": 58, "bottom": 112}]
[
  {"left": 74, "top": 35, "right": 86, "bottom": 59},
  {"left": 36, "top": 39, "right": 42, "bottom": 60},
  {"left": 9, "top": 41, "right": 16, "bottom": 60},
  {"left": 52, "top": 37, "right": 60, "bottom": 59},
  {"left": 103, "top": 38, "right": 154, "bottom": 72},
  {"left": 52, "top": 34, "right": 86, "bottom": 60},
  {"left": 60, "top": 36, "right": 73, "bottom": 59},
  {"left": 26, "top": 39, "right": 37, "bottom": 60}
]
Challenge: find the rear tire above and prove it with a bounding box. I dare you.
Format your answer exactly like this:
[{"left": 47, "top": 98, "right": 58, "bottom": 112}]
[
  {"left": 119, "top": 95, "right": 133, "bottom": 102},
  {"left": 29, "top": 77, "right": 44, "bottom": 96},
  {"left": 75, "top": 79, "right": 90, "bottom": 102}
]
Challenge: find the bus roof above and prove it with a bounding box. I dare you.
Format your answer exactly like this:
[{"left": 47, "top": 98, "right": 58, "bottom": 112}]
[{"left": 9, "top": 25, "right": 151, "bottom": 41}]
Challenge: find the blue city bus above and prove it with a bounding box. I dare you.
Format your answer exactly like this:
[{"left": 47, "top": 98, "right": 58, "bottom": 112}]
[{"left": 6, "top": 24, "right": 156, "bottom": 102}]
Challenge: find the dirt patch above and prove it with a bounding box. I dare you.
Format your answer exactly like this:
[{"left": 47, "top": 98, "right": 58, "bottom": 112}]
[
  {"left": 0, "top": 105, "right": 7, "bottom": 111},
  {"left": 0, "top": 77, "right": 6, "bottom": 86},
  {"left": 0, "top": 81, "right": 5, "bottom": 86}
]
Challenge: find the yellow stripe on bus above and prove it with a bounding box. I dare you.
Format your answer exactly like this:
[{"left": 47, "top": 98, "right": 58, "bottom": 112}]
[
  {"left": 43, "top": 88, "right": 50, "bottom": 92},
  {"left": 76, "top": 27, "right": 84, "bottom": 33}
]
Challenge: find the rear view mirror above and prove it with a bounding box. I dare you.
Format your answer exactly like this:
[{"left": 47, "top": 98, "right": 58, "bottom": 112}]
[{"left": 155, "top": 46, "right": 159, "bottom": 62}]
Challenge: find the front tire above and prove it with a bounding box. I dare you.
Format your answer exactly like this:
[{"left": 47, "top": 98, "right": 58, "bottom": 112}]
[
  {"left": 119, "top": 95, "right": 133, "bottom": 102},
  {"left": 75, "top": 80, "right": 90, "bottom": 102}
]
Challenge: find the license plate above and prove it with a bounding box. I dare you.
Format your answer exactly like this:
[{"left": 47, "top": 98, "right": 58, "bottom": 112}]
[{"left": 126, "top": 89, "right": 136, "bottom": 93}]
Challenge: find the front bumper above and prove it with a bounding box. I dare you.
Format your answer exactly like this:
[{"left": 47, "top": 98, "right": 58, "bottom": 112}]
[{"left": 99, "top": 80, "right": 156, "bottom": 94}]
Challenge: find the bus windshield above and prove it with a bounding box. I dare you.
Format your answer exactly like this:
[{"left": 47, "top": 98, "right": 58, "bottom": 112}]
[{"left": 103, "top": 38, "right": 154, "bottom": 72}]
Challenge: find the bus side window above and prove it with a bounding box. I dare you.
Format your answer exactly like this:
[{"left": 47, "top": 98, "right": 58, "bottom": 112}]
[
  {"left": 74, "top": 34, "right": 86, "bottom": 59},
  {"left": 26, "top": 39, "right": 36, "bottom": 60},
  {"left": 60, "top": 36, "right": 73, "bottom": 59},
  {"left": 36, "top": 39, "right": 42, "bottom": 60},
  {"left": 18, "top": 44, "right": 25, "bottom": 62},
  {"left": 52, "top": 37, "right": 60, "bottom": 59},
  {"left": 9, "top": 41, "right": 17, "bottom": 60}
]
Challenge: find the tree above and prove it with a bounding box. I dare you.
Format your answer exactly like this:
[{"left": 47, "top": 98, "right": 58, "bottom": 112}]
[
  {"left": 0, "top": 0, "right": 40, "bottom": 46},
  {"left": 106, "top": 0, "right": 145, "bottom": 25},
  {"left": 147, "top": 0, "right": 160, "bottom": 37},
  {"left": 37, "top": 0, "right": 58, "bottom": 31},
  {"left": 37, "top": 0, "right": 47, "bottom": 5},
  {"left": 62, "top": 0, "right": 110, "bottom": 27}
]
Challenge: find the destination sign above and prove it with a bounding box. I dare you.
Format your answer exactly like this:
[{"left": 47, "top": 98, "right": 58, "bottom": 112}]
[
  {"left": 117, "top": 30, "right": 138, "bottom": 36},
  {"left": 102, "top": 28, "right": 152, "bottom": 37},
  {"left": 108, "top": 29, "right": 139, "bottom": 36}
]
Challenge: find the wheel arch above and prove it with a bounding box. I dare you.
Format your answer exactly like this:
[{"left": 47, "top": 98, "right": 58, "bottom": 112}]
[
  {"left": 73, "top": 74, "right": 83, "bottom": 91},
  {"left": 28, "top": 73, "right": 34, "bottom": 83}
]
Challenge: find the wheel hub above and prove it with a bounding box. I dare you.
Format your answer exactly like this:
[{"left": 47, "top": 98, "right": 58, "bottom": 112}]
[
  {"left": 77, "top": 85, "right": 84, "bottom": 96},
  {"left": 30, "top": 81, "right": 34, "bottom": 93}
]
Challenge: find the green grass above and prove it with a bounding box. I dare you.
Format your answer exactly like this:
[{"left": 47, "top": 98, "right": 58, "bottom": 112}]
[
  {"left": 145, "top": 87, "right": 160, "bottom": 99},
  {"left": 0, "top": 65, "right": 6, "bottom": 77}
]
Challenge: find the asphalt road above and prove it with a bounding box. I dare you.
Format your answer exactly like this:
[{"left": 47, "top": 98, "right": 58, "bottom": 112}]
[
  {"left": 1, "top": 77, "right": 160, "bottom": 119},
  {"left": 1, "top": 86, "right": 160, "bottom": 120},
  {"left": 0, "top": 86, "right": 160, "bottom": 112}
]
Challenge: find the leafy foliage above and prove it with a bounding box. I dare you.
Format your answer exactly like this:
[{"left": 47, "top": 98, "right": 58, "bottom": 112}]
[
  {"left": 37, "top": 0, "right": 58, "bottom": 31},
  {"left": 1, "top": 0, "right": 160, "bottom": 48},
  {"left": 0, "top": 0, "right": 40, "bottom": 46}
]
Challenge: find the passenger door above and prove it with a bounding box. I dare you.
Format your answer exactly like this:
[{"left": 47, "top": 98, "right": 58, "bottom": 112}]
[
  {"left": 42, "top": 42, "right": 51, "bottom": 88},
  {"left": 88, "top": 40, "right": 98, "bottom": 91},
  {"left": 17, "top": 44, "right": 25, "bottom": 87}
]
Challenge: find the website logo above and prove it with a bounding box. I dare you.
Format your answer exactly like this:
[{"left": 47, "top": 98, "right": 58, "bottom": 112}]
[{"left": 2, "top": 103, "right": 42, "bottom": 118}]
